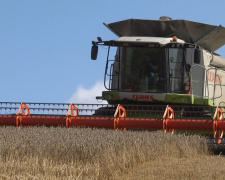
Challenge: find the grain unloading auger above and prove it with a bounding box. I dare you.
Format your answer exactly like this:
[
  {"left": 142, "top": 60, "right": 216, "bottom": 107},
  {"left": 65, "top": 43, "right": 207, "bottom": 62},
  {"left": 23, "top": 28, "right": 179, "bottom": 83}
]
[{"left": 1, "top": 17, "right": 225, "bottom": 145}]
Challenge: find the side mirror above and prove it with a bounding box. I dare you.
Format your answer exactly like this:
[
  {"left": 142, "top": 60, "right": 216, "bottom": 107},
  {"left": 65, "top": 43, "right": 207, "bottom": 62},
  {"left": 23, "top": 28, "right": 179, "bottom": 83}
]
[
  {"left": 91, "top": 45, "right": 98, "bottom": 60},
  {"left": 194, "top": 48, "right": 202, "bottom": 64}
]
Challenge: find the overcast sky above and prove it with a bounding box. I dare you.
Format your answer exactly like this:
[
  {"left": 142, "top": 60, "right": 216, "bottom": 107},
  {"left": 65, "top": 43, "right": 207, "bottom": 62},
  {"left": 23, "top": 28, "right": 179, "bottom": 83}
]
[{"left": 1, "top": 0, "right": 225, "bottom": 104}]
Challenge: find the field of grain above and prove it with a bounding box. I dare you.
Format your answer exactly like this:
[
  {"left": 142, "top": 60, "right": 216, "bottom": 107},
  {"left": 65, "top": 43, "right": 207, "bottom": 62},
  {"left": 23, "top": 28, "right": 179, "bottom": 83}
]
[{"left": 0, "top": 126, "right": 225, "bottom": 179}]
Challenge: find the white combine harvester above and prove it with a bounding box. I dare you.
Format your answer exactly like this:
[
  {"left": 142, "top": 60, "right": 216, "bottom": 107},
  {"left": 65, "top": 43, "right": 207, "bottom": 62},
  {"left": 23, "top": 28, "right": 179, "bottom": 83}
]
[{"left": 1, "top": 17, "right": 225, "bottom": 147}]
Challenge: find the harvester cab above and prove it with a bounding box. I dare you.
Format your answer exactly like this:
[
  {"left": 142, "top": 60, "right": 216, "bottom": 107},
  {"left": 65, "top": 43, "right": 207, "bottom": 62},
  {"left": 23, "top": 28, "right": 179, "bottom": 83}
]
[{"left": 92, "top": 17, "right": 225, "bottom": 106}]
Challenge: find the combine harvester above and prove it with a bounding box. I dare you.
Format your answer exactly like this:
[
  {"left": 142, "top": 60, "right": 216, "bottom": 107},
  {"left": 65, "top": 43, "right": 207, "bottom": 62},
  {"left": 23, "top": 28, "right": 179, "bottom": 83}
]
[{"left": 1, "top": 17, "right": 225, "bottom": 146}]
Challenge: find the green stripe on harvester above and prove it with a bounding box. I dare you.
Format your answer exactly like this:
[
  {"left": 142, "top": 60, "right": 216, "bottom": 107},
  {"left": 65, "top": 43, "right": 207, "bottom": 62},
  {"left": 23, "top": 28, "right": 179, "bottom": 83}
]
[{"left": 165, "top": 93, "right": 194, "bottom": 104}]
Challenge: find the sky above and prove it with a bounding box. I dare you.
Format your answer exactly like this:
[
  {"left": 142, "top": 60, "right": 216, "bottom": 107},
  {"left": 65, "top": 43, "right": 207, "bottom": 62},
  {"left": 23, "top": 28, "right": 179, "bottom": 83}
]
[{"left": 0, "top": 0, "right": 225, "bottom": 104}]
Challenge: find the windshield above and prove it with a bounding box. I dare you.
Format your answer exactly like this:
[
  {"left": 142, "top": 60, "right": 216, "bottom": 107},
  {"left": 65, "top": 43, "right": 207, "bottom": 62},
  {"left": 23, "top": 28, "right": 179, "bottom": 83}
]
[{"left": 120, "top": 47, "right": 166, "bottom": 92}]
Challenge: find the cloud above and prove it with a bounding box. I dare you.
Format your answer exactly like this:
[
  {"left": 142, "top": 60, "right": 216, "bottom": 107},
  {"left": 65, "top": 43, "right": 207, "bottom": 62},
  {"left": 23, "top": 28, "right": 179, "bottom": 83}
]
[{"left": 68, "top": 81, "right": 108, "bottom": 104}]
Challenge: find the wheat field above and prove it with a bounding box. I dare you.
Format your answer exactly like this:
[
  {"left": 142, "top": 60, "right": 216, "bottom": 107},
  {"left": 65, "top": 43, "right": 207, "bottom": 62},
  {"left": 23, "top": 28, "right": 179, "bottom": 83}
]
[{"left": 0, "top": 126, "right": 225, "bottom": 180}]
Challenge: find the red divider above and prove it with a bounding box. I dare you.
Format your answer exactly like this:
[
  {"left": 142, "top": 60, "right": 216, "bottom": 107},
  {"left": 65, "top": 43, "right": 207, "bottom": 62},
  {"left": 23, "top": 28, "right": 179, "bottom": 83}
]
[
  {"left": 0, "top": 115, "right": 17, "bottom": 126},
  {"left": 20, "top": 115, "right": 66, "bottom": 127},
  {"left": 116, "top": 117, "right": 163, "bottom": 130},
  {"left": 165, "top": 119, "right": 213, "bottom": 131},
  {"left": 69, "top": 116, "right": 114, "bottom": 128},
  {"left": 216, "top": 120, "right": 225, "bottom": 131}
]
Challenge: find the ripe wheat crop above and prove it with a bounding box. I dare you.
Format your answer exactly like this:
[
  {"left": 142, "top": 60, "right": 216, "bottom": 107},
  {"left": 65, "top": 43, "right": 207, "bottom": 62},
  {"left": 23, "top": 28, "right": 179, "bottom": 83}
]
[{"left": 0, "top": 126, "right": 224, "bottom": 179}]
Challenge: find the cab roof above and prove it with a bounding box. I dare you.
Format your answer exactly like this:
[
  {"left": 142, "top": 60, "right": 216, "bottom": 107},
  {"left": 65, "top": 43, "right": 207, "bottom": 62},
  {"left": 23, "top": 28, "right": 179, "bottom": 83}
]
[{"left": 104, "top": 18, "right": 225, "bottom": 52}]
